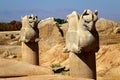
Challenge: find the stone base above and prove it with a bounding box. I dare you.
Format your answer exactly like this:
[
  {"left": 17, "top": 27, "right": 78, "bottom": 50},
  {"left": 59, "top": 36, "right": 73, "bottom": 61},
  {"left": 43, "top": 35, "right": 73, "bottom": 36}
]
[
  {"left": 22, "top": 42, "right": 39, "bottom": 65},
  {"left": 69, "top": 52, "right": 96, "bottom": 79}
]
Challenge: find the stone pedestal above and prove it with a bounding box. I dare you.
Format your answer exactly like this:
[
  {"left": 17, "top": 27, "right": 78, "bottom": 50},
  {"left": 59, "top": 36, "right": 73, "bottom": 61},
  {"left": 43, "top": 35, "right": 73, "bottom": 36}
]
[
  {"left": 69, "top": 52, "right": 96, "bottom": 79},
  {"left": 22, "top": 42, "right": 39, "bottom": 65}
]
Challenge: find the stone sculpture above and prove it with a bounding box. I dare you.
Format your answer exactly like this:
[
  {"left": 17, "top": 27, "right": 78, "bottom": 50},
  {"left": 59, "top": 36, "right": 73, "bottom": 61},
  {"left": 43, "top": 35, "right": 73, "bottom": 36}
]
[
  {"left": 64, "top": 10, "right": 99, "bottom": 54},
  {"left": 20, "top": 14, "right": 39, "bottom": 43},
  {"left": 64, "top": 9, "right": 99, "bottom": 79},
  {"left": 20, "top": 14, "right": 39, "bottom": 65}
]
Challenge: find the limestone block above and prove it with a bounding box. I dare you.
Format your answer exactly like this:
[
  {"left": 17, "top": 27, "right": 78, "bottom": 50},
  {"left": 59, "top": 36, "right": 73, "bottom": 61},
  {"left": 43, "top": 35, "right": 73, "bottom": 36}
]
[
  {"left": 22, "top": 42, "right": 39, "bottom": 65},
  {"left": 38, "top": 18, "right": 65, "bottom": 53},
  {"left": 38, "top": 19, "right": 63, "bottom": 50},
  {"left": 0, "top": 58, "right": 53, "bottom": 77},
  {"left": 69, "top": 52, "right": 96, "bottom": 79}
]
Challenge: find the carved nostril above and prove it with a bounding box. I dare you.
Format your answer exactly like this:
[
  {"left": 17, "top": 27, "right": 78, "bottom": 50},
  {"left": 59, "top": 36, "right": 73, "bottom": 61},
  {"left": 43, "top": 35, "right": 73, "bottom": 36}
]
[{"left": 33, "top": 17, "right": 35, "bottom": 20}]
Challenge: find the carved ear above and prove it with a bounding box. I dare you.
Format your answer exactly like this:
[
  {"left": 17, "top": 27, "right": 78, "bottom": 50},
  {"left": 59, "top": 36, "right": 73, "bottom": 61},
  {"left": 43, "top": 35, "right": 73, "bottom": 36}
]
[
  {"left": 93, "top": 10, "right": 98, "bottom": 21},
  {"left": 36, "top": 16, "right": 38, "bottom": 19},
  {"left": 72, "top": 11, "right": 80, "bottom": 21},
  {"left": 81, "top": 9, "right": 91, "bottom": 20},
  {"left": 94, "top": 10, "right": 98, "bottom": 16},
  {"left": 82, "top": 9, "right": 87, "bottom": 16}
]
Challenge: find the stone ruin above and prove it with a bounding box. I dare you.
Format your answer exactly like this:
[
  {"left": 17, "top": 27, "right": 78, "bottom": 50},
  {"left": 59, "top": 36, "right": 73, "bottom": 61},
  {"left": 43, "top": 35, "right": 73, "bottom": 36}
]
[
  {"left": 20, "top": 14, "right": 39, "bottom": 43},
  {"left": 0, "top": 9, "right": 99, "bottom": 80},
  {"left": 20, "top": 14, "right": 39, "bottom": 65},
  {"left": 64, "top": 9, "right": 99, "bottom": 79},
  {"left": 64, "top": 9, "right": 99, "bottom": 54}
]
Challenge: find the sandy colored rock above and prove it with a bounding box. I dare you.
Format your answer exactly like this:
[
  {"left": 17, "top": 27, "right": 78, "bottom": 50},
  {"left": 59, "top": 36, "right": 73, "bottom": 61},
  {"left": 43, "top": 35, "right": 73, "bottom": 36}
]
[
  {"left": 22, "top": 42, "right": 39, "bottom": 65},
  {"left": 0, "top": 14, "right": 120, "bottom": 80},
  {"left": 96, "top": 18, "right": 120, "bottom": 35},
  {"left": 0, "top": 58, "right": 53, "bottom": 77},
  {"left": 20, "top": 14, "right": 39, "bottom": 65},
  {"left": 0, "top": 31, "right": 20, "bottom": 45},
  {"left": 96, "top": 44, "right": 120, "bottom": 77},
  {"left": 0, "top": 45, "right": 21, "bottom": 58},
  {"left": 0, "top": 75, "right": 94, "bottom": 80},
  {"left": 40, "top": 44, "right": 69, "bottom": 68},
  {"left": 38, "top": 18, "right": 65, "bottom": 54},
  {"left": 114, "top": 27, "right": 120, "bottom": 33},
  {"left": 38, "top": 18, "right": 67, "bottom": 66},
  {"left": 69, "top": 52, "right": 96, "bottom": 79}
]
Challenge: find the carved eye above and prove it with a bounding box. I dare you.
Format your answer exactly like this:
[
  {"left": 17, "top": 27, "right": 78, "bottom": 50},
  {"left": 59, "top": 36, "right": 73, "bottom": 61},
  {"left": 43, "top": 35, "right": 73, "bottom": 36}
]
[
  {"left": 29, "top": 16, "right": 32, "bottom": 19},
  {"left": 84, "top": 13, "right": 89, "bottom": 15},
  {"left": 85, "top": 20, "right": 90, "bottom": 23}
]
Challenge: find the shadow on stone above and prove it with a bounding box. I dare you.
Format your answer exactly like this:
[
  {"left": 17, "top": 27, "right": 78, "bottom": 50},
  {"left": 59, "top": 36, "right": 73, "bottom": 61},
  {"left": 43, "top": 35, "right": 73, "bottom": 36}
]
[
  {"left": 69, "top": 52, "right": 96, "bottom": 79},
  {"left": 53, "top": 67, "right": 69, "bottom": 73}
]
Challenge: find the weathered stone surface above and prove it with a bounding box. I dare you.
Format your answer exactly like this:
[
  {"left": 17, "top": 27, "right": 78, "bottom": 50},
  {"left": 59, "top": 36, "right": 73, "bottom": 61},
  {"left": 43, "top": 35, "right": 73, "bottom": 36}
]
[
  {"left": 114, "top": 27, "right": 120, "bottom": 34},
  {"left": 0, "top": 45, "right": 21, "bottom": 58},
  {"left": 20, "top": 15, "right": 39, "bottom": 43},
  {"left": 96, "top": 18, "right": 120, "bottom": 45},
  {"left": 78, "top": 9, "right": 99, "bottom": 53},
  {"left": 38, "top": 18, "right": 65, "bottom": 54},
  {"left": 22, "top": 42, "right": 39, "bottom": 65},
  {"left": 0, "top": 75, "right": 94, "bottom": 80},
  {"left": 64, "top": 10, "right": 99, "bottom": 54},
  {"left": 0, "top": 31, "right": 20, "bottom": 45},
  {"left": 0, "top": 58, "right": 53, "bottom": 77},
  {"left": 38, "top": 18, "right": 67, "bottom": 65},
  {"left": 63, "top": 11, "right": 80, "bottom": 53},
  {"left": 40, "top": 44, "right": 69, "bottom": 68},
  {"left": 65, "top": 9, "right": 99, "bottom": 79},
  {"left": 0, "top": 10, "right": 120, "bottom": 80},
  {"left": 96, "top": 18, "right": 120, "bottom": 34},
  {"left": 69, "top": 52, "right": 96, "bottom": 79},
  {"left": 96, "top": 44, "right": 120, "bottom": 77},
  {"left": 20, "top": 14, "right": 39, "bottom": 65}
]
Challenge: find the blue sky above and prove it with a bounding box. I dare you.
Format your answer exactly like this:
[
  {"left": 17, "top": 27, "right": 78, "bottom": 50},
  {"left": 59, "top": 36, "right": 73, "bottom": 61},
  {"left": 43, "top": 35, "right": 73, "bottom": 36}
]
[{"left": 0, "top": 0, "right": 120, "bottom": 22}]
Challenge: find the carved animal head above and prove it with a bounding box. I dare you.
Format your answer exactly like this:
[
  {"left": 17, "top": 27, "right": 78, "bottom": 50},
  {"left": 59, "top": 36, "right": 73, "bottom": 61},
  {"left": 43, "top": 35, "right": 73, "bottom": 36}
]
[
  {"left": 21, "top": 14, "right": 38, "bottom": 28},
  {"left": 80, "top": 9, "right": 98, "bottom": 31}
]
